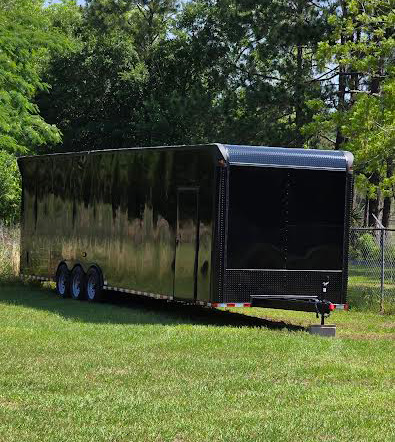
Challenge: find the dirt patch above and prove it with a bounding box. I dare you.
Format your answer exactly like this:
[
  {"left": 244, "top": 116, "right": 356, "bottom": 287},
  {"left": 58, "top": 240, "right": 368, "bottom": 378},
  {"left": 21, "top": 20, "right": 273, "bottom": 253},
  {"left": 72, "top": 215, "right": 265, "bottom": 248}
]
[{"left": 0, "top": 399, "right": 22, "bottom": 410}]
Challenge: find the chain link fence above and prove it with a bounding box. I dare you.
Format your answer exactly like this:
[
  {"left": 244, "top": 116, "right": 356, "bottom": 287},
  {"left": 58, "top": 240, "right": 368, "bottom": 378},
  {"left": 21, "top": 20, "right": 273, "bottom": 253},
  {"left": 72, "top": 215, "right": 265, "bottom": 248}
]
[{"left": 349, "top": 228, "right": 395, "bottom": 311}]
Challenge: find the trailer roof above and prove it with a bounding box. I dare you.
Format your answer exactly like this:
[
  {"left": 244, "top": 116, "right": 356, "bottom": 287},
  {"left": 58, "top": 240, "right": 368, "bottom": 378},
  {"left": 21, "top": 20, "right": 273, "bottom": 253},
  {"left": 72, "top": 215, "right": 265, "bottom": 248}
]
[
  {"left": 222, "top": 145, "right": 353, "bottom": 171},
  {"left": 18, "top": 143, "right": 353, "bottom": 172}
]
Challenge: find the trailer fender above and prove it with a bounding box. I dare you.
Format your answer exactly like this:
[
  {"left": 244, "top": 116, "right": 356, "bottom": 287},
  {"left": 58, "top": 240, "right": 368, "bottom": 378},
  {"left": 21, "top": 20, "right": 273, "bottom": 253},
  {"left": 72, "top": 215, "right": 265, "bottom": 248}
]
[
  {"left": 86, "top": 264, "right": 105, "bottom": 289},
  {"left": 56, "top": 260, "right": 95, "bottom": 277}
]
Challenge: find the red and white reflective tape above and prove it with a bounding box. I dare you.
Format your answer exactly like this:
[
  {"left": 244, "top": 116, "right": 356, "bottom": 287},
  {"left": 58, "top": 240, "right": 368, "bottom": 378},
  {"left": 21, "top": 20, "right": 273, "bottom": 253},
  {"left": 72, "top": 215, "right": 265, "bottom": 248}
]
[
  {"left": 332, "top": 303, "right": 349, "bottom": 311},
  {"left": 209, "top": 302, "right": 252, "bottom": 308}
]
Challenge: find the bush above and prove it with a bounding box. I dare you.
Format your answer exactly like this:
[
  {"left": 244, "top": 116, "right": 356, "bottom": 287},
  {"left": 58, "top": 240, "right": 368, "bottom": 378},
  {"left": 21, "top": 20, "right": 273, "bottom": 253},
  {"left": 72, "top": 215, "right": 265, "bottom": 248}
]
[
  {"left": 350, "top": 232, "right": 380, "bottom": 260},
  {"left": 0, "top": 151, "right": 21, "bottom": 225}
]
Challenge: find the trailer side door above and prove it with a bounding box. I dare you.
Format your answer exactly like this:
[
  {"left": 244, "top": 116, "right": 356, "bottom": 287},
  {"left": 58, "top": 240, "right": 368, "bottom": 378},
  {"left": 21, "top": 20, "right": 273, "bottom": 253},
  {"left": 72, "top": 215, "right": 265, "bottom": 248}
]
[{"left": 174, "top": 188, "right": 199, "bottom": 300}]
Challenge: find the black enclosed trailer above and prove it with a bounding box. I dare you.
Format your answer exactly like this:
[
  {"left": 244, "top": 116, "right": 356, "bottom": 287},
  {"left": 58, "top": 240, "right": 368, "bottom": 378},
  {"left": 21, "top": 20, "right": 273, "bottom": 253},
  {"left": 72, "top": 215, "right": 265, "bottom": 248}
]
[{"left": 18, "top": 144, "right": 353, "bottom": 317}]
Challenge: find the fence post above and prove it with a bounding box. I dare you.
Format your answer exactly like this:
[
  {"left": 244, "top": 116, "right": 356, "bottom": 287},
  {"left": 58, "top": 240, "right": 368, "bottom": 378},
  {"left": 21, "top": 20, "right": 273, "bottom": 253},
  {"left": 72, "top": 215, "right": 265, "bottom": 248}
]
[{"left": 380, "top": 228, "right": 385, "bottom": 313}]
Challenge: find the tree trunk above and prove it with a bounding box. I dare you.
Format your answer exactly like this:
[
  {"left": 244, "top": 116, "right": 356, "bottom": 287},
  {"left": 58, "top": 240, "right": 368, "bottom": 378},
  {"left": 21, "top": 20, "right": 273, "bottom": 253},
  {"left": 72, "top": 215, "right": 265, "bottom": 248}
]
[
  {"left": 335, "top": 68, "right": 346, "bottom": 150},
  {"left": 350, "top": 26, "right": 360, "bottom": 106},
  {"left": 368, "top": 196, "right": 380, "bottom": 227},
  {"left": 363, "top": 194, "right": 369, "bottom": 227},
  {"left": 295, "top": 43, "right": 304, "bottom": 144},
  {"left": 335, "top": 1, "right": 348, "bottom": 150},
  {"left": 368, "top": 173, "right": 381, "bottom": 227},
  {"left": 367, "top": 26, "right": 384, "bottom": 227},
  {"left": 382, "top": 197, "right": 392, "bottom": 228},
  {"left": 382, "top": 159, "right": 394, "bottom": 227},
  {"left": 294, "top": 1, "right": 304, "bottom": 146}
]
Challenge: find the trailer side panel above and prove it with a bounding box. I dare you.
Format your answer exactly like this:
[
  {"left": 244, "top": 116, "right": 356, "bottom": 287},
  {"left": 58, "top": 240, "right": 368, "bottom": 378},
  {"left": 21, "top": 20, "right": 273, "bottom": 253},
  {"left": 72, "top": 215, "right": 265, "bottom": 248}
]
[{"left": 19, "top": 147, "right": 218, "bottom": 302}]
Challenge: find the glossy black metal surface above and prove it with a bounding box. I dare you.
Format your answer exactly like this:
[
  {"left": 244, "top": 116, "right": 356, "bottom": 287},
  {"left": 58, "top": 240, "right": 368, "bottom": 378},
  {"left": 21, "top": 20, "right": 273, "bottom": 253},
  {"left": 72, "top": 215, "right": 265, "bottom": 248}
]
[
  {"left": 19, "top": 143, "right": 353, "bottom": 307},
  {"left": 227, "top": 167, "right": 287, "bottom": 269},
  {"left": 174, "top": 188, "right": 199, "bottom": 300},
  {"left": 224, "top": 165, "right": 350, "bottom": 304},
  {"left": 227, "top": 166, "right": 346, "bottom": 270},
  {"left": 19, "top": 146, "right": 218, "bottom": 301}
]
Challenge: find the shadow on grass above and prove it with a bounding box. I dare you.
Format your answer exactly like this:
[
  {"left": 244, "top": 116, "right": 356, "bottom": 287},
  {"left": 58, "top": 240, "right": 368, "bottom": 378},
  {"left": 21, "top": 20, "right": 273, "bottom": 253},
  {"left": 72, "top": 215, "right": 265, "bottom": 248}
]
[{"left": 0, "top": 282, "right": 306, "bottom": 332}]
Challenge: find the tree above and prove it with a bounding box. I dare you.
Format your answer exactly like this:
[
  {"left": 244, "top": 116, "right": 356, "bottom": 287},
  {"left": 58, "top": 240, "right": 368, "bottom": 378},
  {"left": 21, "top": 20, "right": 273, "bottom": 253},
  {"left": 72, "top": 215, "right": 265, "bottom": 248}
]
[
  {"left": 39, "top": 0, "right": 336, "bottom": 150},
  {"left": 39, "top": 0, "right": 180, "bottom": 151},
  {"left": 0, "top": 0, "right": 68, "bottom": 154},
  {"left": 0, "top": 151, "right": 21, "bottom": 224},
  {"left": 235, "top": 0, "right": 335, "bottom": 147},
  {"left": 303, "top": 0, "right": 395, "bottom": 226}
]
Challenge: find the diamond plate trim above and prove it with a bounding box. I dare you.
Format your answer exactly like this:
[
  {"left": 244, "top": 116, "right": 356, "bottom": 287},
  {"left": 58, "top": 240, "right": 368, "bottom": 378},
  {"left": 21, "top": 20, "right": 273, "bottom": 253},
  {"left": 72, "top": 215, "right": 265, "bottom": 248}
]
[
  {"left": 225, "top": 145, "right": 348, "bottom": 170},
  {"left": 223, "top": 269, "right": 343, "bottom": 303}
]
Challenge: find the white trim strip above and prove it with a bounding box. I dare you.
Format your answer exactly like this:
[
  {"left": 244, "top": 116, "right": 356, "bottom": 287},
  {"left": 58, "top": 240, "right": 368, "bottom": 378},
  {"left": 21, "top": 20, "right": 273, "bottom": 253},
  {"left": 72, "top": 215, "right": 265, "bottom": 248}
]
[
  {"left": 103, "top": 285, "right": 174, "bottom": 301},
  {"left": 20, "top": 274, "right": 53, "bottom": 282},
  {"left": 226, "top": 269, "right": 343, "bottom": 273}
]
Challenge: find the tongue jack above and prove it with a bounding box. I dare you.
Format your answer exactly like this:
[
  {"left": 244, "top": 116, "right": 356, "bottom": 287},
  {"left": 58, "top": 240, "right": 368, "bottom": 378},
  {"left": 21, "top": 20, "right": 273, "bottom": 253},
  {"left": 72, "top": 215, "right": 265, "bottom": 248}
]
[{"left": 316, "top": 276, "right": 331, "bottom": 325}]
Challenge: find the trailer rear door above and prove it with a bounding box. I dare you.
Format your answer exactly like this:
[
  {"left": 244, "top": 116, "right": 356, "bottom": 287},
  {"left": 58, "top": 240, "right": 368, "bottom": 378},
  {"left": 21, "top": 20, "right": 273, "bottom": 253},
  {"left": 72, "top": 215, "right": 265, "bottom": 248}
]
[{"left": 227, "top": 166, "right": 346, "bottom": 271}]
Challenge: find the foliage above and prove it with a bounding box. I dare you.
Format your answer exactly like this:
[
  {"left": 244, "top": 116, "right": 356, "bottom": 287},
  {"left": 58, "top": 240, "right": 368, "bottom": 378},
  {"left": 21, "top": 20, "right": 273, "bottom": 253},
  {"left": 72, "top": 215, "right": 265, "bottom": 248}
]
[
  {"left": 349, "top": 232, "right": 380, "bottom": 259},
  {"left": 344, "top": 79, "right": 395, "bottom": 199},
  {"left": 303, "top": 0, "right": 395, "bottom": 205},
  {"left": 37, "top": 0, "right": 335, "bottom": 151},
  {"left": 0, "top": 0, "right": 79, "bottom": 223},
  {"left": 0, "top": 0, "right": 68, "bottom": 154},
  {"left": 0, "top": 0, "right": 394, "bottom": 225},
  {"left": 0, "top": 151, "right": 21, "bottom": 224}
]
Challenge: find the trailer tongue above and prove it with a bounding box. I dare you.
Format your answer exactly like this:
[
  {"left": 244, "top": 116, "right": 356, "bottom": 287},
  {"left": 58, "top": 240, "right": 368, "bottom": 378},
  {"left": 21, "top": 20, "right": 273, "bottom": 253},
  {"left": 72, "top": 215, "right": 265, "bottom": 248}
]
[
  {"left": 250, "top": 279, "right": 348, "bottom": 325},
  {"left": 250, "top": 296, "right": 344, "bottom": 326}
]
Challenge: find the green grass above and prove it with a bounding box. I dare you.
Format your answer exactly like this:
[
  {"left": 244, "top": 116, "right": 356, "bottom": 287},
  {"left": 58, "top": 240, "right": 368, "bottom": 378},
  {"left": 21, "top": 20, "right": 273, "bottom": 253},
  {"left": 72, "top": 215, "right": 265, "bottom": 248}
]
[
  {"left": 0, "top": 284, "right": 394, "bottom": 442},
  {"left": 348, "top": 274, "right": 395, "bottom": 313}
]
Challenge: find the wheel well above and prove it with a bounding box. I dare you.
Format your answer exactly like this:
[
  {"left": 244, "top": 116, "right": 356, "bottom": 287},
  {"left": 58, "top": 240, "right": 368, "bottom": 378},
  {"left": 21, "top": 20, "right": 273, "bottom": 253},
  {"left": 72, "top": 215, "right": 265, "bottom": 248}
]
[
  {"left": 56, "top": 262, "right": 104, "bottom": 285},
  {"left": 87, "top": 265, "right": 104, "bottom": 288},
  {"left": 56, "top": 261, "right": 69, "bottom": 276},
  {"left": 71, "top": 264, "right": 83, "bottom": 271}
]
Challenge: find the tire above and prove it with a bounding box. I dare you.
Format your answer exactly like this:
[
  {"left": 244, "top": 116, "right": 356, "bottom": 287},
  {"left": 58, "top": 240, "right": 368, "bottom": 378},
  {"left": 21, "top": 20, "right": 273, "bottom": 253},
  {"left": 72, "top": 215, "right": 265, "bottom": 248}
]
[
  {"left": 86, "top": 267, "right": 103, "bottom": 302},
  {"left": 70, "top": 266, "right": 85, "bottom": 300},
  {"left": 56, "top": 264, "right": 70, "bottom": 298}
]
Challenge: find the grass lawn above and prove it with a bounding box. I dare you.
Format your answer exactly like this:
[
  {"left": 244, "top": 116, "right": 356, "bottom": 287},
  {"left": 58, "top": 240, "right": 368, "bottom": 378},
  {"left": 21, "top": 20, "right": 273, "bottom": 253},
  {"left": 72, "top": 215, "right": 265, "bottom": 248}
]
[
  {"left": 0, "top": 283, "right": 394, "bottom": 442},
  {"left": 348, "top": 275, "right": 395, "bottom": 314}
]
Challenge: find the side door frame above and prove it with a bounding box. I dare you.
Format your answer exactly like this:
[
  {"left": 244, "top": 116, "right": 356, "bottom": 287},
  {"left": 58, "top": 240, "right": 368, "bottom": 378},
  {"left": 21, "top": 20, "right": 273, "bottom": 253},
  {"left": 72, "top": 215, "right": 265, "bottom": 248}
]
[{"left": 173, "top": 187, "right": 200, "bottom": 301}]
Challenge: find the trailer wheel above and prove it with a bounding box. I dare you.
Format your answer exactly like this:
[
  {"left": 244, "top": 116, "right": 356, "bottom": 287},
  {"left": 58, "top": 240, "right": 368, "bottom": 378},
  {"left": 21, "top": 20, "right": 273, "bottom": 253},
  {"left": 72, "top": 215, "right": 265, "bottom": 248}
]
[
  {"left": 70, "top": 266, "right": 85, "bottom": 300},
  {"left": 86, "top": 267, "right": 103, "bottom": 302},
  {"left": 56, "top": 264, "right": 70, "bottom": 298}
]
